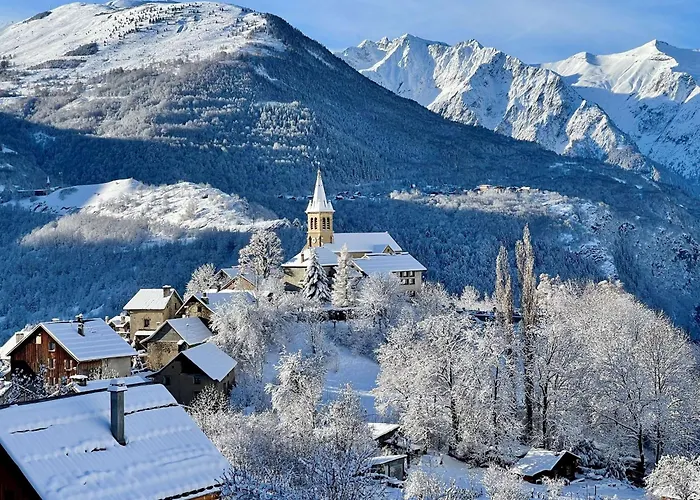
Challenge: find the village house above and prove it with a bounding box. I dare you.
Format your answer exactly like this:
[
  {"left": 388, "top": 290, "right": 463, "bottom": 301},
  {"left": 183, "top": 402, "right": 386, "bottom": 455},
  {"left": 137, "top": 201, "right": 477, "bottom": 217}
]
[
  {"left": 282, "top": 170, "right": 426, "bottom": 292},
  {"left": 153, "top": 342, "right": 237, "bottom": 405},
  {"left": 177, "top": 290, "right": 256, "bottom": 324},
  {"left": 0, "top": 382, "right": 228, "bottom": 499},
  {"left": 367, "top": 455, "right": 407, "bottom": 481},
  {"left": 5, "top": 318, "right": 136, "bottom": 385},
  {"left": 215, "top": 266, "right": 256, "bottom": 291},
  {"left": 140, "top": 317, "right": 213, "bottom": 370},
  {"left": 107, "top": 313, "right": 130, "bottom": 336},
  {"left": 512, "top": 448, "right": 580, "bottom": 483},
  {"left": 123, "top": 285, "right": 183, "bottom": 344}
]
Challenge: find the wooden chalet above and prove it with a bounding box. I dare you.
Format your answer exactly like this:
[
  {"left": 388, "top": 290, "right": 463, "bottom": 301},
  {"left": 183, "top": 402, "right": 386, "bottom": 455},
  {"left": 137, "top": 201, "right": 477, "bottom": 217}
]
[
  {"left": 153, "top": 342, "right": 236, "bottom": 405},
  {"left": 5, "top": 318, "right": 136, "bottom": 385},
  {"left": 140, "top": 317, "right": 212, "bottom": 370},
  {"left": 512, "top": 448, "right": 579, "bottom": 483}
]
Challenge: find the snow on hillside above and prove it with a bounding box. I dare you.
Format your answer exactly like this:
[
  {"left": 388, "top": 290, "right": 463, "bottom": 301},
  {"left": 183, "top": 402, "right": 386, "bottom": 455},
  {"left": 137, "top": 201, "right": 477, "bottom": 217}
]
[
  {"left": 543, "top": 40, "right": 700, "bottom": 180},
  {"left": 14, "top": 178, "right": 282, "bottom": 234},
  {"left": 0, "top": 1, "right": 281, "bottom": 89},
  {"left": 337, "top": 35, "right": 648, "bottom": 173}
]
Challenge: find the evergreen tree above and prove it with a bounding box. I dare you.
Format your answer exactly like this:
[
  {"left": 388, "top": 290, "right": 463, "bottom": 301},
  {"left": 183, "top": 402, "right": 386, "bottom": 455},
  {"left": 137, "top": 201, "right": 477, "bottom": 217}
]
[
  {"left": 331, "top": 244, "right": 353, "bottom": 307},
  {"left": 303, "top": 249, "right": 331, "bottom": 302}
]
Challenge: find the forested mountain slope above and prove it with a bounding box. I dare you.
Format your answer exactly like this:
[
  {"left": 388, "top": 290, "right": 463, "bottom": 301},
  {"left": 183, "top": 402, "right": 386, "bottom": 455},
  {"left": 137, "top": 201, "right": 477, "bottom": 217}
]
[
  {"left": 0, "top": 2, "right": 698, "bottom": 334},
  {"left": 337, "top": 35, "right": 649, "bottom": 174}
]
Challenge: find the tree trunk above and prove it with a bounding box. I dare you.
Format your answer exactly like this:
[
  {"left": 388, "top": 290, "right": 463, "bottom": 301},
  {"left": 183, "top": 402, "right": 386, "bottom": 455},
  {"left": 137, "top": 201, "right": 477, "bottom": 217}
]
[{"left": 541, "top": 388, "right": 549, "bottom": 449}]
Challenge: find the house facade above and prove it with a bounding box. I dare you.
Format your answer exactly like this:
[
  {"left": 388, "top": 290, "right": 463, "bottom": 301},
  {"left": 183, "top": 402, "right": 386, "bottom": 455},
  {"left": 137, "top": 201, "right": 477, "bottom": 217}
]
[
  {"left": 176, "top": 290, "right": 255, "bottom": 324},
  {"left": 141, "top": 317, "right": 212, "bottom": 370},
  {"left": 283, "top": 170, "right": 426, "bottom": 292},
  {"left": 216, "top": 267, "right": 256, "bottom": 291},
  {"left": 123, "top": 286, "right": 183, "bottom": 343},
  {"left": 6, "top": 318, "right": 135, "bottom": 385},
  {"left": 153, "top": 342, "right": 236, "bottom": 405}
]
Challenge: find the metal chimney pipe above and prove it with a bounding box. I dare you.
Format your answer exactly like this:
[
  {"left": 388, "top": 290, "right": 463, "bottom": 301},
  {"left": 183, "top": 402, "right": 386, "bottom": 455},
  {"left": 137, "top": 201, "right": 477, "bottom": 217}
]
[{"left": 108, "top": 380, "right": 127, "bottom": 446}]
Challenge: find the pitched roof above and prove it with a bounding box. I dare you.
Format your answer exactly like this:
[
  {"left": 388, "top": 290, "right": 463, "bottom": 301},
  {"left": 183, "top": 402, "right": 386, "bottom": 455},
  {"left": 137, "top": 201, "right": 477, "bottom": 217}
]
[
  {"left": 164, "top": 317, "right": 212, "bottom": 346},
  {"left": 107, "top": 315, "right": 130, "bottom": 328},
  {"left": 8, "top": 320, "right": 136, "bottom": 362},
  {"left": 512, "top": 448, "right": 579, "bottom": 477},
  {"left": 218, "top": 266, "right": 255, "bottom": 284},
  {"left": 71, "top": 374, "right": 150, "bottom": 394},
  {"left": 0, "top": 384, "right": 228, "bottom": 500},
  {"left": 196, "top": 291, "right": 256, "bottom": 312},
  {"left": 366, "top": 454, "right": 407, "bottom": 467},
  {"left": 123, "top": 287, "right": 181, "bottom": 311},
  {"left": 0, "top": 331, "right": 26, "bottom": 360},
  {"left": 352, "top": 253, "right": 426, "bottom": 276},
  {"left": 181, "top": 343, "right": 237, "bottom": 382},
  {"left": 368, "top": 422, "right": 400, "bottom": 441},
  {"left": 282, "top": 246, "right": 339, "bottom": 268},
  {"left": 325, "top": 232, "right": 402, "bottom": 254},
  {"left": 306, "top": 169, "right": 334, "bottom": 214}
]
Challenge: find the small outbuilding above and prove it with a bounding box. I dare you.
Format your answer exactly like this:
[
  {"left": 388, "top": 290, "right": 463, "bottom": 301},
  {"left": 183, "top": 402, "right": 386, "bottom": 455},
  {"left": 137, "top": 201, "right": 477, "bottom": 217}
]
[
  {"left": 367, "top": 454, "right": 407, "bottom": 481},
  {"left": 512, "top": 448, "right": 579, "bottom": 483},
  {"left": 153, "top": 342, "right": 236, "bottom": 405}
]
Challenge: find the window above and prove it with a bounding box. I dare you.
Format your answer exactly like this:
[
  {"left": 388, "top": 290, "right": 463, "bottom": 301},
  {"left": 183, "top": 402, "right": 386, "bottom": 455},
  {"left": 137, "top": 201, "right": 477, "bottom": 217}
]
[
  {"left": 163, "top": 375, "right": 171, "bottom": 386},
  {"left": 48, "top": 341, "right": 56, "bottom": 352},
  {"left": 35, "top": 334, "right": 42, "bottom": 345},
  {"left": 64, "top": 359, "right": 73, "bottom": 371},
  {"left": 197, "top": 305, "right": 203, "bottom": 313},
  {"left": 48, "top": 358, "right": 55, "bottom": 370},
  {"left": 409, "top": 278, "right": 415, "bottom": 285},
  {"left": 193, "top": 375, "right": 202, "bottom": 385},
  {"left": 143, "top": 318, "right": 151, "bottom": 328}
]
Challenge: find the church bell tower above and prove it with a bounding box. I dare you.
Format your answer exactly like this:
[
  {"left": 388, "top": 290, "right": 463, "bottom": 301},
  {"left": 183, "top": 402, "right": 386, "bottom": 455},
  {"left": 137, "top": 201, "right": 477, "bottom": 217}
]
[{"left": 305, "top": 169, "right": 334, "bottom": 248}]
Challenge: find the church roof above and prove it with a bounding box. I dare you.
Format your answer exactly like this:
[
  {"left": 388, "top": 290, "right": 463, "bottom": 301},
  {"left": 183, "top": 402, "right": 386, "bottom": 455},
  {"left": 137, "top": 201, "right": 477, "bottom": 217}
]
[
  {"left": 325, "top": 232, "right": 402, "bottom": 254},
  {"left": 283, "top": 246, "right": 339, "bottom": 268},
  {"left": 352, "top": 253, "right": 426, "bottom": 276},
  {"left": 306, "top": 169, "right": 334, "bottom": 214}
]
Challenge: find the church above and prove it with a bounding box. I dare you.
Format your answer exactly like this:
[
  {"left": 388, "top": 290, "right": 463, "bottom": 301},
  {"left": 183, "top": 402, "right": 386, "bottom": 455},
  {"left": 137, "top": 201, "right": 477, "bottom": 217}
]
[{"left": 282, "top": 170, "right": 426, "bottom": 292}]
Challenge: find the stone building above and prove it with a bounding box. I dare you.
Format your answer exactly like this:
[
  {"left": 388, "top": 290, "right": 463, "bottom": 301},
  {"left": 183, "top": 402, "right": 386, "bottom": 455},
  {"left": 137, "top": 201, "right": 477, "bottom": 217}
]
[
  {"left": 140, "top": 317, "right": 212, "bottom": 371},
  {"left": 123, "top": 286, "right": 183, "bottom": 344}
]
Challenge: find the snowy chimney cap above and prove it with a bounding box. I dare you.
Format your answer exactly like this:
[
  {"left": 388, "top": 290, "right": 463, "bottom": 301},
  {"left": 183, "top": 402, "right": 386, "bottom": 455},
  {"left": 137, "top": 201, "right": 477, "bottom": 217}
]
[{"left": 108, "top": 380, "right": 127, "bottom": 393}]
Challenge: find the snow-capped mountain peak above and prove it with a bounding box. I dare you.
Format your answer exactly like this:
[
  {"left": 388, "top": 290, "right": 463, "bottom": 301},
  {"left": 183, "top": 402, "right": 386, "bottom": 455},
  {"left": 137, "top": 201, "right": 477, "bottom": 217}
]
[
  {"left": 543, "top": 40, "right": 700, "bottom": 180},
  {"left": 337, "top": 35, "right": 649, "bottom": 173}
]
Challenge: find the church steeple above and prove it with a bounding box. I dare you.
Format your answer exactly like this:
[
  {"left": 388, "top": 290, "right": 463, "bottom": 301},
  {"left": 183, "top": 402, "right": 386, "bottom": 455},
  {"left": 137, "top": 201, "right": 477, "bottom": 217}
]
[{"left": 305, "top": 169, "right": 334, "bottom": 248}]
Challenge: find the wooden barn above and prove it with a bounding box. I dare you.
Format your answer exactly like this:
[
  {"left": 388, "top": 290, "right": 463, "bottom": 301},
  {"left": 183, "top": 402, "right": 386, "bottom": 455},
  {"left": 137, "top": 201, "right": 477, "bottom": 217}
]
[{"left": 512, "top": 448, "right": 579, "bottom": 483}]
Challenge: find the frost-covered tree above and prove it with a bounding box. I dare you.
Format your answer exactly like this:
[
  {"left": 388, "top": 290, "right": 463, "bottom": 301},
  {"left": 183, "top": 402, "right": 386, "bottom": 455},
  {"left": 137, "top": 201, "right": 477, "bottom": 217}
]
[
  {"left": 482, "top": 467, "right": 526, "bottom": 500},
  {"left": 238, "top": 228, "right": 284, "bottom": 286},
  {"left": 331, "top": 244, "right": 353, "bottom": 308},
  {"left": 356, "top": 273, "right": 403, "bottom": 341},
  {"left": 303, "top": 248, "right": 331, "bottom": 303},
  {"left": 185, "top": 262, "right": 218, "bottom": 296},
  {"left": 646, "top": 455, "right": 700, "bottom": 500},
  {"left": 266, "top": 351, "right": 326, "bottom": 431},
  {"left": 494, "top": 245, "right": 513, "bottom": 328}
]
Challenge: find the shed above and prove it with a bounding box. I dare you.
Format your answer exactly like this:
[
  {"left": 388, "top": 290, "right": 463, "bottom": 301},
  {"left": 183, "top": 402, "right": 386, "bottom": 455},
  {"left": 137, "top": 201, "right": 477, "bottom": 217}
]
[
  {"left": 512, "top": 448, "right": 579, "bottom": 483},
  {"left": 367, "top": 454, "right": 407, "bottom": 481}
]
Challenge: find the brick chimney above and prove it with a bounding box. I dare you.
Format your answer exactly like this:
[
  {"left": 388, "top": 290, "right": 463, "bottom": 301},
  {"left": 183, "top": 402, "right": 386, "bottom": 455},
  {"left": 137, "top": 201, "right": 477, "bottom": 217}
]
[
  {"left": 162, "top": 285, "right": 172, "bottom": 298},
  {"left": 108, "top": 380, "right": 127, "bottom": 446}
]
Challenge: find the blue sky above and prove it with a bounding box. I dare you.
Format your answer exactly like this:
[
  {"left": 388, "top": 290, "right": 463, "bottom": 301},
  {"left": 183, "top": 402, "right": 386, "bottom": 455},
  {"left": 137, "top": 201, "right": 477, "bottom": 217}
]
[{"left": 2, "top": 0, "right": 700, "bottom": 62}]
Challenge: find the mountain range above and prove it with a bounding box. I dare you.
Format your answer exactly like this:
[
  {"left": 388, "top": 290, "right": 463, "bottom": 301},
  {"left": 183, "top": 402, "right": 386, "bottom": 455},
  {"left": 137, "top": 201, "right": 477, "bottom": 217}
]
[
  {"left": 339, "top": 35, "right": 700, "bottom": 186},
  {"left": 0, "top": 2, "right": 699, "bottom": 335}
]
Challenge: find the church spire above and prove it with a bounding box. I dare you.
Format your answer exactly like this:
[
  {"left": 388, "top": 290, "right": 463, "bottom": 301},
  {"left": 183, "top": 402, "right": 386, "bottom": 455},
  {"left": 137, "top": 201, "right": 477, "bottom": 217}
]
[{"left": 306, "top": 169, "right": 334, "bottom": 214}]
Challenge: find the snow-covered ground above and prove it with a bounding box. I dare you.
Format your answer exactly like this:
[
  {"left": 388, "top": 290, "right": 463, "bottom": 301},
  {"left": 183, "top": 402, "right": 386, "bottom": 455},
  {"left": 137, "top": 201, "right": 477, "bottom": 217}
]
[
  {"left": 323, "top": 346, "right": 380, "bottom": 418},
  {"left": 11, "top": 178, "right": 282, "bottom": 234}
]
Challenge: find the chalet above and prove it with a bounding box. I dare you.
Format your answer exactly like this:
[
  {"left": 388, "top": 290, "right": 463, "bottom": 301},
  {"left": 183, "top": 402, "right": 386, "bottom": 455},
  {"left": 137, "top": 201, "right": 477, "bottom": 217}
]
[
  {"left": 107, "top": 313, "right": 130, "bottom": 336},
  {"left": 367, "top": 455, "right": 407, "bottom": 481},
  {"left": 177, "top": 290, "right": 256, "bottom": 324},
  {"left": 215, "top": 266, "right": 256, "bottom": 291},
  {"left": 512, "top": 448, "right": 580, "bottom": 483},
  {"left": 282, "top": 170, "right": 426, "bottom": 292},
  {"left": 123, "top": 285, "right": 183, "bottom": 343},
  {"left": 5, "top": 318, "right": 136, "bottom": 385},
  {"left": 0, "top": 383, "right": 228, "bottom": 500},
  {"left": 153, "top": 342, "right": 237, "bottom": 405},
  {"left": 140, "top": 317, "right": 212, "bottom": 370}
]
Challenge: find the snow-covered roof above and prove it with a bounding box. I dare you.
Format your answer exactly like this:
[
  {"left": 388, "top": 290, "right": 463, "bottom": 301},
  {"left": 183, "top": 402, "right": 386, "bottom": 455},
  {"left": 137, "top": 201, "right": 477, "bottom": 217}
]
[
  {"left": 512, "top": 448, "right": 579, "bottom": 477},
  {"left": 325, "top": 232, "right": 402, "bottom": 254},
  {"left": 218, "top": 266, "right": 256, "bottom": 284},
  {"left": 306, "top": 169, "right": 334, "bottom": 213},
  {"left": 123, "top": 287, "right": 180, "bottom": 311},
  {"left": 107, "top": 315, "right": 129, "bottom": 328},
  {"left": 283, "top": 246, "right": 339, "bottom": 267},
  {"left": 71, "top": 374, "right": 150, "bottom": 393},
  {"left": 7, "top": 319, "right": 136, "bottom": 362},
  {"left": 0, "top": 331, "right": 26, "bottom": 360},
  {"left": 368, "top": 422, "right": 400, "bottom": 441},
  {"left": 181, "top": 343, "right": 237, "bottom": 382},
  {"left": 352, "top": 252, "right": 426, "bottom": 276},
  {"left": 194, "top": 290, "right": 256, "bottom": 312},
  {"left": 0, "top": 384, "right": 228, "bottom": 500},
  {"left": 160, "top": 317, "right": 212, "bottom": 346},
  {"left": 367, "top": 454, "right": 407, "bottom": 466}
]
